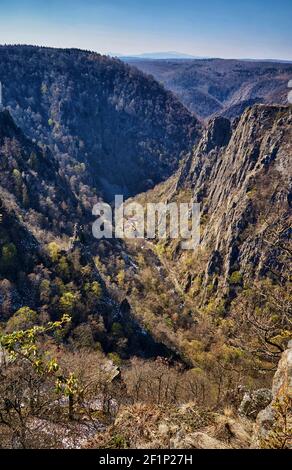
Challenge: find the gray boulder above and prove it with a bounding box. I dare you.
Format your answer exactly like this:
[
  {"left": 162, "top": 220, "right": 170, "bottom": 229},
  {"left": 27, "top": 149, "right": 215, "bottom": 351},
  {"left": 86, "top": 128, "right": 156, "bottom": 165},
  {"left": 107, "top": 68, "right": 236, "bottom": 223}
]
[{"left": 238, "top": 388, "right": 272, "bottom": 419}]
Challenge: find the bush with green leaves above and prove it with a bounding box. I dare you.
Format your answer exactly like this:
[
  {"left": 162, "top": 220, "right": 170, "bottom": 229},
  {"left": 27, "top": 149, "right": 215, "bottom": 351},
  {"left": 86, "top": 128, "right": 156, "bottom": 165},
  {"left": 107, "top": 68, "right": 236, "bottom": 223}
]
[{"left": 0, "top": 242, "right": 18, "bottom": 273}]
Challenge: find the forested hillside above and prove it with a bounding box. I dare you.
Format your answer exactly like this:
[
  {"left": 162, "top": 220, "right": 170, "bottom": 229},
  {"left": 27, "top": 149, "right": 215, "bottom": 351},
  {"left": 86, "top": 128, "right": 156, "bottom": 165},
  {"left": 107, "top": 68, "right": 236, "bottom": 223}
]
[
  {"left": 127, "top": 58, "right": 292, "bottom": 121},
  {"left": 0, "top": 46, "right": 200, "bottom": 199},
  {"left": 0, "top": 109, "right": 173, "bottom": 360},
  {"left": 0, "top": 46, "right": 291, "bottom": 450}
]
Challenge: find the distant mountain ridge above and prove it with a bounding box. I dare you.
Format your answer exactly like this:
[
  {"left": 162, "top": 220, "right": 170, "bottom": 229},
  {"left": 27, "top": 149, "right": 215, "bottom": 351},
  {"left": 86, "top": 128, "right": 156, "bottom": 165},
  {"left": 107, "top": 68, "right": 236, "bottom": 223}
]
[
  {"left": 117, "top": 52, "right": 292, "bottom": 62},
  {"left": 119, "top": 52, "right": 205, "bottom": 60}
]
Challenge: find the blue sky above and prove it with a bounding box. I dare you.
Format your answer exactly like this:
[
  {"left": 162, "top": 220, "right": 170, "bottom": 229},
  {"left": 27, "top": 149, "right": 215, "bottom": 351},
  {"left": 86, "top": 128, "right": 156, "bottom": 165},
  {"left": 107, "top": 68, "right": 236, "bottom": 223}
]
[{"left": 0, "top": 0, "right": 291, "bottom": 59}]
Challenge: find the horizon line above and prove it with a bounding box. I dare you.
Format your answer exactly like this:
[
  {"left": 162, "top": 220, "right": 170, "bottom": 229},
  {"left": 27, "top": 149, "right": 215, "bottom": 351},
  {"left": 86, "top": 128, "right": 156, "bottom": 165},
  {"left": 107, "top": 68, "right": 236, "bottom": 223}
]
[{"left": 0, "top": 43, "right": 291, "bottom": 63}]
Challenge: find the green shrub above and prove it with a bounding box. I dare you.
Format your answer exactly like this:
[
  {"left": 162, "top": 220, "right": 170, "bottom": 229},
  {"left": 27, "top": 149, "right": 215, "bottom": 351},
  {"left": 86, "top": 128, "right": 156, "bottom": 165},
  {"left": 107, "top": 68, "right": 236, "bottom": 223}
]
[
  {"left": 229, "top": 271, "right": 243, "bottom": 286},
  {"left": 111, "top": 322, "right": 123, "bottom": 337},
  {"left": 0, "top": 242, "right": 17, "bottom": 271},
  {"left": 6, "top": 307, "right": 37, "bottom": 332},
  {"left": 108, "top": 352, "right": 122, "bottom": 367}
]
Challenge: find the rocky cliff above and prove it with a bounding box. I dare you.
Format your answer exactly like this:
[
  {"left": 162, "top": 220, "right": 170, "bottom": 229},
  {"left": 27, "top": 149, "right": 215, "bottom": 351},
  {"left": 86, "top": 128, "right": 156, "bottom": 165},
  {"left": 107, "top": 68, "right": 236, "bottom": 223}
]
[
  {"left": 119, "top": 104, "right": 291, "bottom": 379},
  {"left": 158, "top": 104, "right": 291, "bottom": 301},
  {"left": 252, "top": 341, "right": 292, "bottom": 448}
]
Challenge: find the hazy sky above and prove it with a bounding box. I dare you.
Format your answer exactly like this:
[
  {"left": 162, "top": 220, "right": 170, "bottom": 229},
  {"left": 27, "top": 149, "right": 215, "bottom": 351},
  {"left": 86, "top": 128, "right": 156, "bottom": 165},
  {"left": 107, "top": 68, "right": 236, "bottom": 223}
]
[{"left": 0, "top": 0, "right": 291, "bottom": 60}]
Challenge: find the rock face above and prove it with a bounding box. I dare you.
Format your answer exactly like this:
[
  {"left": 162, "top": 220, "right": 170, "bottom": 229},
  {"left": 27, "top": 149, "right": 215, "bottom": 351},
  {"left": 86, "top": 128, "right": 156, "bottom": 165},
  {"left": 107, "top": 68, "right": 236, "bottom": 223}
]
[
  {"left": 170, "top": 432, "right": 231, "bottom": 449},
  {"left": 203, "top": 116, "right": 232, "bottom": 152},
  {"left": 169, "top": 105, "right": 292, "bottom": 296},
  {"left": 272, "top": 341, "right": 292, "bottom": 401},
  {"left": 252, "top": 341, "right": 292, "bottom": 448},
  {"left": 238, "top": 389, "right": 272, "bottom": 420}
]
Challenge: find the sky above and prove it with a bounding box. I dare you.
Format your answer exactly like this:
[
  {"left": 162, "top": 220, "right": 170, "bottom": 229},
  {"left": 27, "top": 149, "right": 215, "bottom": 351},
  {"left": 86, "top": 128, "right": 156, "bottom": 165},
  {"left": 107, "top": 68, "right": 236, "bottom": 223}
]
[{"left": 0, "top": 0, "right": 291, "bottom": 60}]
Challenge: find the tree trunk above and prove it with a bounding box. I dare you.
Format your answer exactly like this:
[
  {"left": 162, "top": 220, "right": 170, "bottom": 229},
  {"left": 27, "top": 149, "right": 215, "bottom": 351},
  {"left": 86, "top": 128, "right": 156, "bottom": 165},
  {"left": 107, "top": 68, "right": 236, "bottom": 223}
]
[{"left": 68, "top": 394, "right": 74, "bottom": 421}]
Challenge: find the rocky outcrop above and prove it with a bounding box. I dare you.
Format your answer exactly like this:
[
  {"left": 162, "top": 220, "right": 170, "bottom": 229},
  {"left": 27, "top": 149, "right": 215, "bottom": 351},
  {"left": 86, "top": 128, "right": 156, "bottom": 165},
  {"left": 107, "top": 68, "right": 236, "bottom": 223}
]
[
  {"left": 238, "top": 389, "right": 272, "bottom": 420},
  {"left": 170, "top": 432, "right": 231, "bottom": 449},
  {"left": 202, "top": 117, "right": 232, "bottom": 153},
  {"left": 172, "top": 105, "right": 292, "bottom": 295},
  {"left": 85, "top": 345, "right": 292, "bottom": 450},
  {"left": 85, "top": 402, "right": 255, "bottom": 449},
  {"left": 252, "top": 341, "right": 292, "bottom": 448},
  {"left": 176, "top": 116, "right": 231, "bottom": 191}
]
